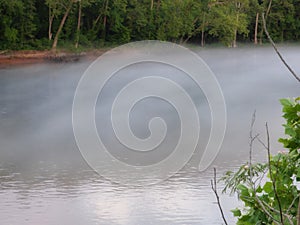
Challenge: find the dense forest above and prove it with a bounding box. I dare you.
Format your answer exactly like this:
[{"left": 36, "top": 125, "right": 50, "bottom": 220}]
[{"left": 1, "top": 0, "right": 300, "bottom": 50}]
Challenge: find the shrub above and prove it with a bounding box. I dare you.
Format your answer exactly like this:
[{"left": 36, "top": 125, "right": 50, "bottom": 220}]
[{"left": 222, "top": 97, "right": 300, "bottom": 225}]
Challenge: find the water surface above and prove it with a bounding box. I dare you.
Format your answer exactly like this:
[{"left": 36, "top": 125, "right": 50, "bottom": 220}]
[{"left": 0, "top": 46, "right": 299, "bottom": 224}]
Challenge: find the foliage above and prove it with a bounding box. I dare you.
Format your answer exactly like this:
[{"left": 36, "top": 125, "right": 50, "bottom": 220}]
[
  {"left": 157, "top": 0, "right": 202, "bottom": 42},
  {"left": 221, "top": 97, "right": 300, "bottom": 224},
  {"left": 279, "top": 98, "right": 300, "bottom": 152},
  {"left": 1, "top": 0, "right": 300, "bottom": 49},
  {"left": 208, "top": 0, "right": 250, "bottom": 46},
  {"left": 0, "top": 0, "right": 37, "bottom": 49}
]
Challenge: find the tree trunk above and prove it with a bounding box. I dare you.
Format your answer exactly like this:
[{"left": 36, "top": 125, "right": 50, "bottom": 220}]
[
  {"left": 201, "top": 13, "right": 206, "bottom": 47},
  {"left": 102, "top": 0, "right": 109, "bottom": 40},
  {"left": 157, "top": 0, "right": 160, "bottom": 10},
  {"left": 254, "top": 12, "right": 259, "bottom": 44},
  {"left": 260, "top": 0, "right": 273, "bottom": 45},
  {"left": 150, "top": 0, "right": 153, "bottom": 10},
  {"left": 179, "top": 36, "right": 184, "bottom": 44},
  {"left": 259, "top": 24, "right": 263, "bottom": 44},
  {"left": 48, "top": 7, "right": 54, "bottom": 40},
  {"left": 232, "top": 30, "right": 237, "bottom": 47},
  {"left": 232, "top": 13, "right": 239, "bottom": 48},
  {"left": 266, "top": 0, "right": 273, "bottom": 19},
  {"left": 75, "top": 0, "right": 82, "bottom": 48},
  {"left": 52, "top": 0, "right": 74, "bottom": 50}
]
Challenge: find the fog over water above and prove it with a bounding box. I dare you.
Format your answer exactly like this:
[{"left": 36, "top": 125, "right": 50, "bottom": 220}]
[{"left": 0, "top": 45, "right": 299, "bottom": 224}]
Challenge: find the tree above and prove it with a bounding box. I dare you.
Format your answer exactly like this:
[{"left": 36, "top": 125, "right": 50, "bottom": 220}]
[
  {"left": 75, "top": 0, "right": 94, "bottom": 48},
  {"left": 107, "top": 0, "right": 130, "bottom": 43},
  {"left": 156, "top": 0, "right": 202, "bottom": 42},
  {"left": 49, "top": 0, "right": 75, "bottom": 50},
  {"left": 2, "top": 0, "right": 300, "bottom": 49},
  {"left": 126, "top": 0, "right": 150, "bottom": 40},
  {"left": 208, "top": 0, "right": 250, "bottom": 47},
  {"left": 75, "top": 0, "right": 82, "bottom": 48},
  {"left": 0, "top": 0, "right": 37, "bottom": 49},
  {"left": 0, "top": 0, "right": 22, "bottom": 48},
  {"left": 267, "top": 0, "right": 295, "bottom": 42},
  {"left": 46, "top": 0, "right": 64, "bottom": 41},
  {"left": 198, "top": 0, "right": 211, "bottom": 47},
  {"left": 221, "top": 98, "right": 300, "bottom": 224},
  {"left": 19, "top": 0, "right": 37, "bottom": 47}
]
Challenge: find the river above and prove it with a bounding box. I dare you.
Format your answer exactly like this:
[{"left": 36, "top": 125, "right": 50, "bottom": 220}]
[{"left": 0, "top": 45, "right": 299, "bottom": 224}]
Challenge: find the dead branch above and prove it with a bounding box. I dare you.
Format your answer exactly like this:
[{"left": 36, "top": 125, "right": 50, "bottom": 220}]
[
  {"left": 248, "top": 113, "right": 282, "bottom": 224},
  {"left": 262, "top": 13, "right": 300, "bottom": 83},
  {"left": 249, "top": 111, "right": 256, "bottom": 178},
  {"left": 211, "top": 168, "right": 228, "bottom": 225},
  {"left": 261, "top": 200, "right": 294, "bottom": 225},
  {"left": 264, "top": 123, "right": 285, "bottom": 224},
  {"left": 254, "top": 196, "right": 282, "bottom": 225},
  {"left": 286, "top": 194, "right": 300, "bottom": 215}
]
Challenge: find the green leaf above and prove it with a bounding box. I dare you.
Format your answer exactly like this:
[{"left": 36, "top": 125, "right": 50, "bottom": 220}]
[
  {"left": 285, "top": 127, "right": 297, "bottom": 137},
  {"left": 263, "top": 182, "right": 273, "bottom": 194},
  {"left": 231, "top": 208, "right": 242, "bottom": 217},
  {"left": 280, "top": 98, "right": 293, "bottom": 107},
  {"left": 237, "top": 184, "right": 250, "bottom": 197},
  {"left": 256, "top": 186, "right": 262, "bottom": 193}
]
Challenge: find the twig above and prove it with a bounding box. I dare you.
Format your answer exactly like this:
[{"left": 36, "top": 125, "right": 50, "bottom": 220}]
[
  {"left": 249, "top": 111, "right": 261, "bottom": 188},
  {"left": 257, "top": 137, "right": 268, "bottom": 150},
  {"left": 262, "top": 13, "right": 300, "bottom": 83},
  {"left": 211, "top": 168, "right": 228, "bottom": 225},
  {"left": 265, "top": 123, "right": 285, "bottom": 224},
  {"left": 256, "top": 129, "right": 296, "bottom": 225},
  {"left": 248, "top": 114, "right": 282, "bottom": 225},
  {"left": 286, "top": 193, "right": 300, "bottom": 215},
  {"left": 254, "top": 195, "right": 282, "bottom": 225},
  {"left": 261, "top": 200, "right": 294, "bottom": 225},
  {"left": 249, "top": 111, "right": 256, "bottom": 179},
  {"left": 238, "top": 188, "right": 282, "bottom": 224},
  {"left": 254, "top": 167, "right": 268, "bottom": 188}
]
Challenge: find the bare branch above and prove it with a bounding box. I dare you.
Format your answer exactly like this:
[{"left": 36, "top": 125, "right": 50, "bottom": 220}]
[
  {"left": 253, "top": 195, "right": 282, "bottom": 225},
  {"left": 262, "top": 13, "right": 300, "bottom": 83},
  {"left": 247, "top": 114, "right": 282, "bottom": 224},
  {"left": 261, "top": 201, "right": 294, "bottom": 225},
  {"left": 286, "top": 194, "right": 300, "bottom": 215},
  {"left": 249, "top": 111, "right": 256, "bottom": 181},
  {"left": 265, "top": 123, "right": 285, "bottom": 224},
  {"left": 211, "top": 168, "right": 228, "bottom": 225},
  {"left": 257, "top": 136, "right": 268, "bottom": 150}
]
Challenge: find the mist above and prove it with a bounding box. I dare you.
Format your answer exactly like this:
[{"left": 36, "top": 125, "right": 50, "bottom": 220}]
[
  {"left": 1, "top": 46, "right": 298, "bottom": 168},
  {"left": 0, "top": 45, "right": 299, "bottom": 224}
]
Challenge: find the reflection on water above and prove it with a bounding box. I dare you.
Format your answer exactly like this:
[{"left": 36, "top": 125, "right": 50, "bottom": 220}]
[
  {"left": 0, "top": 162, "right": 239, "bottom": 225},
  {"left": 0, "top": 46, "right": 299, "bottom": 224}
]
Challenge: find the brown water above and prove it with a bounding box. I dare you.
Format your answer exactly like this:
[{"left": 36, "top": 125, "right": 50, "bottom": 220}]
[{"left": 0, "top": 45, "right": 299, "bottom": 224}]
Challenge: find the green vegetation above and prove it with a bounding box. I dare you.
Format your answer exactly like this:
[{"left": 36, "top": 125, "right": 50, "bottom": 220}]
[
  {"left": 1, "top": 0, "right": 300, "bottom": 50},
  {"left": 222, "top": 98, "right": 300, "bottom": 224}
]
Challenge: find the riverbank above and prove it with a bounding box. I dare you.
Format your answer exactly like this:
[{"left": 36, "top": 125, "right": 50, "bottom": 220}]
[
  {"left": 0, "top": 49, "right": 108, "bottom": 68},
  {"left": 1, "top": 42, "right": 299, "bottom": 68}
]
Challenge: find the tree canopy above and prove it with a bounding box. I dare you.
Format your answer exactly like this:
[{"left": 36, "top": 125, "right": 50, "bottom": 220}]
[{"left": 1, "top": 0, "right": 300, "bottom": 50}]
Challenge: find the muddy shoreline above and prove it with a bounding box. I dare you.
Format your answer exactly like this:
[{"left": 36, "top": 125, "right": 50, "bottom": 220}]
[{"left": 0, "top": 49, "right": 108, "bottom": 68}]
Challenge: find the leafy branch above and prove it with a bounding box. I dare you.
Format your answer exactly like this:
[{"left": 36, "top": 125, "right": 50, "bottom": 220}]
[{"left": 218, "top": 98, "right": 300, "bottom": 225}]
